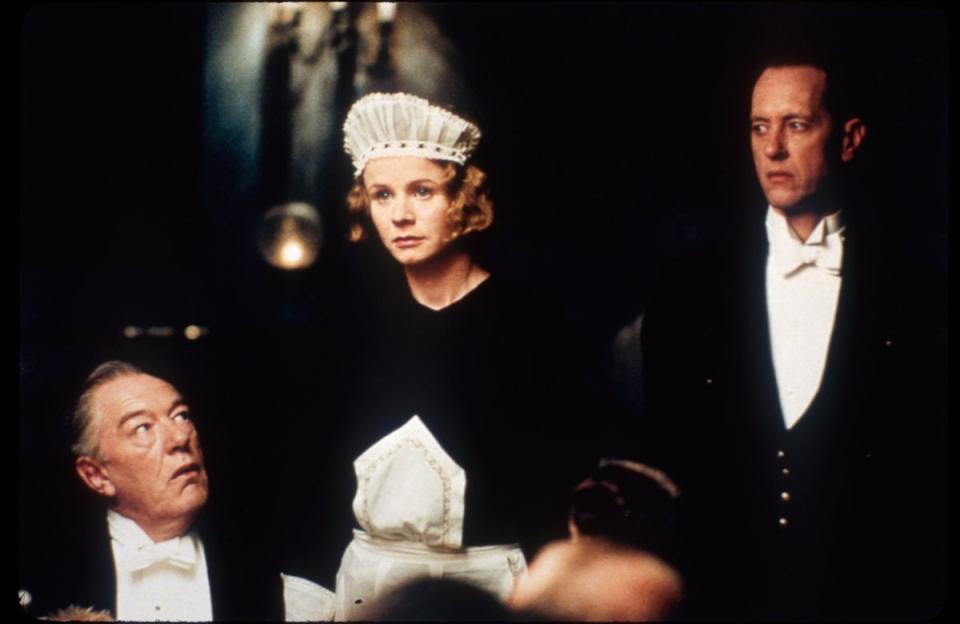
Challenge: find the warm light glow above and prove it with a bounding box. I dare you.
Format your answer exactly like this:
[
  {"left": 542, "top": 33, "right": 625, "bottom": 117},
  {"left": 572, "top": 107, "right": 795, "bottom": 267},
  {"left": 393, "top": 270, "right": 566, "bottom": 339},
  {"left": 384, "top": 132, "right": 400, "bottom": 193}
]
[
  {"left": 376, "top": 2, "right": 396, "bottom": 22},
  {"left": 280, "top": 240, "right": 305, "bottom": 266},
  {"left": 147, "top": 326, "right": 175, "bottom": 337},
  {"left": 258, "top": 202, "right": 323, "bottom": 270},
  {"left": 184, "top": 325, "right": 203, "bottom": 340},
  {"left": 123, "top": 326, "right": 142, "bottom": 339},
  {"left": 330, "top": 1, "right": 347, "bottom": 11}
]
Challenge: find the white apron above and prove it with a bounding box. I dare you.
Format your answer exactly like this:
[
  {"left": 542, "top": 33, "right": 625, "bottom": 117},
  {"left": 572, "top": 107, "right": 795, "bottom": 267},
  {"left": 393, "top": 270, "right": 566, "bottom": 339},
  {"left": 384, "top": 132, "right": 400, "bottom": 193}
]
[{"left": 333, "top": 415, "right": 526, "bottom": 621}]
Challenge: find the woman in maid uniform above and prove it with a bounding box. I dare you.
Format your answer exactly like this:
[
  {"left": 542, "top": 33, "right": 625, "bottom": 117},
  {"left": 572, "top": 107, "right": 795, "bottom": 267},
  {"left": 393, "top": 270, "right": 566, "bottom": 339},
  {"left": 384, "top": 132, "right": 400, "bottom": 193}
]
[{"left": 323, "top": 92, "right": 601, "bottom": 619}]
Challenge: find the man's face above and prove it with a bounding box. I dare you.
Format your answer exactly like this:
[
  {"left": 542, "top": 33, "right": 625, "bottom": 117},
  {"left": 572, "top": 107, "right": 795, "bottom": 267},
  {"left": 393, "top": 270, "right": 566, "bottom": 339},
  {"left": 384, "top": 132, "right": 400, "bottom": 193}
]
[
  {"left": 750, "top": 65, "right": 834, "bottom": 212},
  {"left": 84, "top": 373, "right": 208, "bottom": 531}
]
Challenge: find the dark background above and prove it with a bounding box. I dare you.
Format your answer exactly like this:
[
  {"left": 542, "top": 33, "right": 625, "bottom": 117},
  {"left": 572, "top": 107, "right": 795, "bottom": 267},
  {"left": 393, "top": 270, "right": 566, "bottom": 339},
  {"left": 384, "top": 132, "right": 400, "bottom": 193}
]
[{"left": 19, "top": 1, "right": 948, "bottom": 582}]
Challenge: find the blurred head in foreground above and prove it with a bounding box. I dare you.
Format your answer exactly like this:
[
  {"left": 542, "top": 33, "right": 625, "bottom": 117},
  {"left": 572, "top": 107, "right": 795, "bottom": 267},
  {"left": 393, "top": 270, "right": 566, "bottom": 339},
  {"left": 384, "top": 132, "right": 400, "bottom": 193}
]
[{"left": 509, "top": 459, "right": 684, "bottom": 621}]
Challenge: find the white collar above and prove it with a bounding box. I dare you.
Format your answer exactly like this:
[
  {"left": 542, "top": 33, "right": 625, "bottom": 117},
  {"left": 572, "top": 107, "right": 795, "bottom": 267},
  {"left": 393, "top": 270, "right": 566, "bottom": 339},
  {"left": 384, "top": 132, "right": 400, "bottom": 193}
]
[
  {"left": 107, "top": 509, "right": 199, "bottom": 571},
  {"left": 108, "top": 509, "right": 158, "bottom": 549},
  {"left": 765, "top": 206, "right": 844, "bottom": 245},
  {"left": 765, "top": 207, "right": 845, "bottom": 276}
]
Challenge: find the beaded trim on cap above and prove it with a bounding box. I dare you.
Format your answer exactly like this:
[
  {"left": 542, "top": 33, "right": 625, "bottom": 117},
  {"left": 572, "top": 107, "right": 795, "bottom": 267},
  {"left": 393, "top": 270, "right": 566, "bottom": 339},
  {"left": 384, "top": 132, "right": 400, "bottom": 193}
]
[{"left": 343, "top": 92, "right": 481, "bottom": 177}]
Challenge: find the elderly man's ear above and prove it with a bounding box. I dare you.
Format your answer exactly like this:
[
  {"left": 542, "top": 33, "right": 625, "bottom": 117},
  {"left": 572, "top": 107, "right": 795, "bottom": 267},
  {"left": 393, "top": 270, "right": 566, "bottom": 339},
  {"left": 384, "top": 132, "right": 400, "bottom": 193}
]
[
  {"left": 841, "top": 118, "right": 867, "bottom": 163},
  {"left": 75, "top": 457, "right": 116, "bottom": 498}
]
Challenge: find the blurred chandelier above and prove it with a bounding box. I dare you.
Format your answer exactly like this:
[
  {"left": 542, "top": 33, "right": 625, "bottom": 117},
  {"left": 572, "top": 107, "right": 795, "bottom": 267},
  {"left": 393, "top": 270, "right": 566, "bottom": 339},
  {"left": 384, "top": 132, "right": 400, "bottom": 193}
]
[
  {"left": 269, "top": 1, "right": 397, "bottom": 74},
  {"left": 258, "top": 202, "right": 324, "bottom": 270}
]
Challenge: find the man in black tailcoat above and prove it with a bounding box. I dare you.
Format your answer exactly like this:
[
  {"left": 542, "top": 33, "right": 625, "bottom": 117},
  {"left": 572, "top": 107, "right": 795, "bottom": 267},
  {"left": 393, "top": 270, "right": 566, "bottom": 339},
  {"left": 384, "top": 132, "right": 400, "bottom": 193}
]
[
  {"left": 18, "top": 361, "right": 282, "bottom": 620},
  {"left": 641, "top": 52, "right": 946, "bottom": 620}
]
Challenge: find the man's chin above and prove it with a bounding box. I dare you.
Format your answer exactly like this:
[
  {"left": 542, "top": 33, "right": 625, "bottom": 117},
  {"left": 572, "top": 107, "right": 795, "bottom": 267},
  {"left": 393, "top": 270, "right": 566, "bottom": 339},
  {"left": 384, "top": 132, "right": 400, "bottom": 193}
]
[
  {"left": 764, "top": 189, "right": 798, "bottom": 210},
  {"left": 179, "top": 484, "right": 209, "bottom": 514},
  {"left": 768, "top": 195, "right": 820, "bottom": 215},
  {"left": 764, "top": 186, "right": 829, "bottom": 215}
]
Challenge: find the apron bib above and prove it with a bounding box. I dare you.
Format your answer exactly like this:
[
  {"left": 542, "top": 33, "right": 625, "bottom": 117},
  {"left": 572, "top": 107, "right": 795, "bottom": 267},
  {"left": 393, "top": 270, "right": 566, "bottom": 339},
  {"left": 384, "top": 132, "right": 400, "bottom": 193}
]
[{"left": 334, "top": 415, "right": 526, "bottom": 620}]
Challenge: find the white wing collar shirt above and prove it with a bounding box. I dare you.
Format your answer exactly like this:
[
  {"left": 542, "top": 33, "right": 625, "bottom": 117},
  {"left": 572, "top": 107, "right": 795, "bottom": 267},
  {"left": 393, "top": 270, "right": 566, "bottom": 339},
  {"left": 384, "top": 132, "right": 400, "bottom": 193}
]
[
  {"left": 108, "top": 509, "right": 213, "bottom": 621},
  {"left": 765, "top": 207, "right": 845, "bottom": 430}
]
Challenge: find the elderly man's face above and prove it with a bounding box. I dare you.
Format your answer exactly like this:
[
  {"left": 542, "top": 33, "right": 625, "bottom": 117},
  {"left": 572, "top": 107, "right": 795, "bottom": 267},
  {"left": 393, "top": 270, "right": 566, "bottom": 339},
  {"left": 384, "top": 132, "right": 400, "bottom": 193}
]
[
  {"left": 750, "top": 65, "right": 834, "bottom": 212},
  {"left": 80, "top": 374, "right": 208, "bottom": 533}
]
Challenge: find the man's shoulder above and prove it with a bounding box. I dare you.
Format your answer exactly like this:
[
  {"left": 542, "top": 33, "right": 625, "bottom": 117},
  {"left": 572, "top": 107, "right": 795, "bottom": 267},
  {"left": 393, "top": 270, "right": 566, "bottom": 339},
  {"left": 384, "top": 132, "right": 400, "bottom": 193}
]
[
  {"left": 846, "top": 228, "right": 947, "bottom": 332},
  {"left": 19, "top": 506, "right": 115, "bottom": 618},
  {"left": 196, "top": 504, "right": 285, "bottom": 621},
  {"left": 646, "top": 231, "right": 757, "bottom": 314}
]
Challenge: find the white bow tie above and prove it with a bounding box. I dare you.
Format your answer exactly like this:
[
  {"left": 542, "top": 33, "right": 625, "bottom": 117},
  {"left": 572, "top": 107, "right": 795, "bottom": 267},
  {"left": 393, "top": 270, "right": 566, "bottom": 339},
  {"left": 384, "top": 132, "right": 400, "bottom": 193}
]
[
  {"left": 775, "top": 238, "right": 843, "bottom": 276},
  {"left": 127, "top": 536, "right": 197, "bottom": 572}
]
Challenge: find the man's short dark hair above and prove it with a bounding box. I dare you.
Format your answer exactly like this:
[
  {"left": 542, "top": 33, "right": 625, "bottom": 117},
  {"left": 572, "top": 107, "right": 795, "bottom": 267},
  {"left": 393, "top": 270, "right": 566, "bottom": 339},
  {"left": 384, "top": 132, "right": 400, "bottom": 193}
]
[
  {"left": 70, "top": 360, "right": 143, "bottom": 458},
  {"left": 750, "top": 36, "right": 869, "bottom": 127}
]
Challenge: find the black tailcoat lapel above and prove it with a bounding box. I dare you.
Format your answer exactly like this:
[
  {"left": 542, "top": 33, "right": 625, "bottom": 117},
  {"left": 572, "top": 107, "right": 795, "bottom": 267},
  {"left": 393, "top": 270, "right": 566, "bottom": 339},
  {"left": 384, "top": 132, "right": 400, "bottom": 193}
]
[
  {"left": 197, "top": 508, "right": 284, "bottom": 621},
  {"left": 19, "top": 506, "right": 116, "bottom": 618}
]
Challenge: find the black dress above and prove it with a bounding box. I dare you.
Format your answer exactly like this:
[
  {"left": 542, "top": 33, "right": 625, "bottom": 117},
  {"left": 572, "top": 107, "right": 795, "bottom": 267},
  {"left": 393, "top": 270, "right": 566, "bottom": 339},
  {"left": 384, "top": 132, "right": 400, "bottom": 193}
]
[
  {"left": 355, "top": 276, "right": 597, "bottom": 544},
  {"left": 279, "top": 274, "right": 603, "bottom": 588}
]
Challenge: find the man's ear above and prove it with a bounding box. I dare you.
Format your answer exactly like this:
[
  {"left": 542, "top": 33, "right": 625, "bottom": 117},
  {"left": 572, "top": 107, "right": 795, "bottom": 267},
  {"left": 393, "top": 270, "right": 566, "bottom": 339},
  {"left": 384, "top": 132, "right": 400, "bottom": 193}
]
[
  {"left": 75, "top": 456, "right": 116, "bottom": 498},
  {"left": 840, "top": 118, "right": 866, "bottom": 163}
]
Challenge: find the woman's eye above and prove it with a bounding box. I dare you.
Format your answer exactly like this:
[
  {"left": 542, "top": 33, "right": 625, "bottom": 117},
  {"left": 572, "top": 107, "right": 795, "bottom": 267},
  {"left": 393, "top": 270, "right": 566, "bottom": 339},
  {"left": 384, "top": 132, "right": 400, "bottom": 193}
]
[
  {"left": 415, "top": 186, "right": 432, "bottom": 198},
  {"left": 374, "top": 190, "right": 391, "bottom": 201}
]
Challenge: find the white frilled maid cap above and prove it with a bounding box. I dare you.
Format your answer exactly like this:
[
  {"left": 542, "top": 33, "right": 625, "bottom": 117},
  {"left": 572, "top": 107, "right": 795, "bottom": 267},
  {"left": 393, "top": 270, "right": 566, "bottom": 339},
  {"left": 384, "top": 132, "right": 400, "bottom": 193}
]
[{"left": 343, "top": 92, "right": 481, "bottom": 177}]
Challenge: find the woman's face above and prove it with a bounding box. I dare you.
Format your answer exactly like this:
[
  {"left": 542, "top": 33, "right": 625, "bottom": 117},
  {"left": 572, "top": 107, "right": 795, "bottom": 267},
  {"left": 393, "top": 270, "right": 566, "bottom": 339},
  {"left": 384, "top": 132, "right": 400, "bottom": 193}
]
[{"left": 363, "top": 156, "right": 459, "bottom": 267}]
